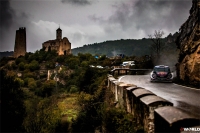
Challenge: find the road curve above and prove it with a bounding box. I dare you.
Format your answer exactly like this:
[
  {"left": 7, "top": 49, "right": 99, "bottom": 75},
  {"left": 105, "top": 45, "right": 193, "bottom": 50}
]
[{"left": 118, "top": 75, "right": 200, "bottom": 119}]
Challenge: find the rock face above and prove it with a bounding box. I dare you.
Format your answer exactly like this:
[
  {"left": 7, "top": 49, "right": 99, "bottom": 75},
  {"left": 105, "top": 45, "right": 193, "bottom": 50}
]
[
  {"left": 176, "top": 0, "right": 200, "bottom": 86},
  {"left": 14, "top": 27, "right": 26, "bottom": 58}
]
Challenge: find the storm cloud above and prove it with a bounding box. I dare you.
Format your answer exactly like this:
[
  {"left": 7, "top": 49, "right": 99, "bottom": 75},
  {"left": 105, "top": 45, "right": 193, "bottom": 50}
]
[
  {"left": 0, "top": 0, "right": 15, "bottom": 51},
  {"left": 0, "top": 0, "right": 193, "bottom": 52},
  {"left": 90, "top": 0, "right": 192, "bottom": 37},
  {"left": 0, "top": 0, "right": 35, "bottom": 51},
  {"left": 61, "top": 0, "right": 91, "bottom": 5},
  {"left": 0, "top": 0, "right": 14, "bottom": 29},
  {"left": 131, "top": 0, "right": 191, "bottom": 32}
]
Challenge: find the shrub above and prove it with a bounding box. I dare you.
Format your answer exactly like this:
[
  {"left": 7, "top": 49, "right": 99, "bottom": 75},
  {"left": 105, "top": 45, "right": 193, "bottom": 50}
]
[
  {"left": 28, "top": 78, "right": 37, "bottom": 90},
  {"left": 69, "top": 85, "right": 79, "bottom": 93},
  {"left": 29, "top": 60, "right": 40, "bottom": 71},
  {"left": 0, "top": 69, "right": 25, "bottom": 132},
  {"left": 103, "top": 108, "right": 135, "bottom": 133},
  {"left": 18, "top": 62, "right": 25, "bottom": 71},
  {"left": 23, "top": 71, "right": 36, "bottom": 79},
  {"left": 11, "top": 62, "right": 18, "bottom": 70},
  {"left": 15, "top": 57, "right": 26, "bottom": 65},
  {"left": 15, "top": 78, "right": 24, "bottom": 87},
  {"left": 36, "top": 80, "right": 56, "bottom": 97},
  {"left": 23, "top": 97, "right": 61, "bottom": 133}
]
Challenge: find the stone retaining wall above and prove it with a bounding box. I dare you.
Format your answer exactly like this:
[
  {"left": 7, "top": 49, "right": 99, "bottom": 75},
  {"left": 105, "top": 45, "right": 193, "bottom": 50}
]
[{"left": 107, "top": 75, "right": 200, "bottom": 133}]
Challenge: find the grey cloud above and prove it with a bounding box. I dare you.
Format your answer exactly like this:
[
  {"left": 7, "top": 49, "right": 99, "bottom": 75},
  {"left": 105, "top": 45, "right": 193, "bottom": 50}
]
[
  {"left": 20, "top": 12, "right": 29, "bottom": 20},
  {"left": 73, "top": 32, "right": 84, "bottom": 41},
  {"left": 132, "top": 0, "right": 191, "bottom": 29},
  {"left": 88, "top": 15, "right": 104, "bottom": 22},
  {"left": 0, "top": 0, "right": 15, "bottom": 51},
  {"left": 0, "top": 0, "right": 33, "bottom": 51},
  {"left": 16, "top": 12, "right": 31, "bottom": 27},
  {"left": 90, "top": 0, "right": 192, "bottom": 36},
  {"left": 108, "top": 3, "right": 131, "bottom": 29},
  {"left": 0, "top": 0, "right": 14, "bottom": 29},
  {"left": 61, "top": 0, "right": 91, "bottom": 5}
]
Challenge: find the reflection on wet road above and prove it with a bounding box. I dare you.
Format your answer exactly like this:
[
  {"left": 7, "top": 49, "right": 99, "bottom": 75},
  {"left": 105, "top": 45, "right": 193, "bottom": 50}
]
[{"left": 118, "top": 75, "right": 200, "bottom": 119}]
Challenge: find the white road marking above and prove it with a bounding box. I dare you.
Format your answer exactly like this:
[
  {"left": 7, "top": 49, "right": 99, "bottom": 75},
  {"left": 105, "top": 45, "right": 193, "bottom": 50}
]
[
  {"left": 118, "top": 76, "right": 125, "bottom": 82},
  {"left": 173, "top": 83, "right": 200, "bottom": 90}
]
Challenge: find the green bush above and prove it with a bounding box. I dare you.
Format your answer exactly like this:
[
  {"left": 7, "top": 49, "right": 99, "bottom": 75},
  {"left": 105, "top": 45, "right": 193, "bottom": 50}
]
[
  {"left": 15, "top": 78, "right": 24, "bottom": 87},
  {"left": 69, "top": 85, "right": 79, "bottom": 93},
  {"left": 28, "top": 78, "right": 37, "bottom": 90},
  {"left": 29, "top": 60, "right": 40, "bottom": 71},
  {"left": 23, "top": 71, "right": 36, "bottom": 79},
  {"left": 103, "top": 108, "right": 135, "bottom": 133},
  {"left": 36, "top": 80, "right": 56, "bottom": 97},
  {"left": 15, "top": 57, "right": 26, "bottom": 65},
  {"left": 71, "top": 79, "right": 106, "bottom": 132},
  {"left": 18, "top": 62, "right": 25, "bottom": 71},
  {"left": 11, "top": 62, "right": 18, "bottom": 70},
  {"left": 0, "top": 69, "right": 25, "bottom": 132},
  {"left": 23, "top": 97, "right": 61, "bottom": 133}
]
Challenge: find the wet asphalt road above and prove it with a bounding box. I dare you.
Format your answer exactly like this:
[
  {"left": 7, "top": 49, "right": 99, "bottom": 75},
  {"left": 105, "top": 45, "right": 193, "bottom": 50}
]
[{"left": 118, "top": 75, "right": 200, "bottom": 119}]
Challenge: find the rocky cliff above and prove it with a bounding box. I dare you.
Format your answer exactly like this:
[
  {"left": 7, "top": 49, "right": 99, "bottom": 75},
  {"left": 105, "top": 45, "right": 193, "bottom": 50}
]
[{"left": 176, "top": 0, "right": 200, "bottom": 87}]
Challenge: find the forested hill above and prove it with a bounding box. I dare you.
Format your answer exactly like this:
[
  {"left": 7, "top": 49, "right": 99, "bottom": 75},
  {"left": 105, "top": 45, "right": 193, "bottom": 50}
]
[
  {"left": 72, "top": 39, "right": 152, "bottom": 57},
  {"left": 72, "top": 34, "right": 177, "bottom": 57},
  {"left": 0, "top": 51, "right": 14, "bottom": 59}
]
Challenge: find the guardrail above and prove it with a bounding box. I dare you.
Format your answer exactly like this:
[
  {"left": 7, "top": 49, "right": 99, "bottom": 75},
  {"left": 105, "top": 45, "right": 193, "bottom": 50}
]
[
  {"left": 110, "top": 68, "right": 152, "bottom": 76},
  {"left": 107, "top": 74, "right": 200, "bottom": 133}
]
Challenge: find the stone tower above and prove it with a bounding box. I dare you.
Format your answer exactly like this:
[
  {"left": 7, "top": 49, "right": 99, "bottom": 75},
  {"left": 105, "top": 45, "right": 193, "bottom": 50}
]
[
  {"left": 14, "top": 27, "right": 26, "bottom": 58},
  {"left": 56, "top": 27, "right": 62, "bottom": 40}
]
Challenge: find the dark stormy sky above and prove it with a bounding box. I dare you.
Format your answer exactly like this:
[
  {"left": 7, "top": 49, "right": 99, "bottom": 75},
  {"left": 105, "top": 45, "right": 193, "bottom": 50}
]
[{"left": 0, "top": 0, "right": 192, "bottom": 52}]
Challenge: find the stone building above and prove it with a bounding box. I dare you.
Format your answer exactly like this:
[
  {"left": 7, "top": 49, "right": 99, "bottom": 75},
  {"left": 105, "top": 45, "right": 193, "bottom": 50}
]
[
  {"left": 176, "top": 0, "right": 200, "bottom": 86},
  {"left": 14, "top": 27, "right": 26, "bottom": 58},
  {"left": 42, "top": 27, "right": 71, "bottom": 55}
]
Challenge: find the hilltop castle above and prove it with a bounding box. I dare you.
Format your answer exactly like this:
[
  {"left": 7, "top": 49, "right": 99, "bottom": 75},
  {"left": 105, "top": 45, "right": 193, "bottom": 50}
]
[
  {"left": 42, "top": 27, "right": 71, "bottom": 55},
  {"left": 14, "top": 27, "right": 26, "bottom": 58}
]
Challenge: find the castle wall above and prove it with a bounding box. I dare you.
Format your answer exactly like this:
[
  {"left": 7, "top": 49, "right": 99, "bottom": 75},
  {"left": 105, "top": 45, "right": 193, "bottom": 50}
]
[
  {"left": 60, "top": 37, "right": 71, "bottom": 55},
  {"left": 14, "top": 27, "right": 26, "bottom": 58},
  {"left": 42, "top": 37, "right": 71, "bottom": 55},
  {"left": 42, "top": 28, "right": 71, "bottom": 55}
]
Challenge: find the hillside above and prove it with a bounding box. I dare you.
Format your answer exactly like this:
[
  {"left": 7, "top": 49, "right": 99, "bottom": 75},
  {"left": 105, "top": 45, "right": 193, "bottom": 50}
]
[
  {"left": 72, "top": 33, "right": 178, "bottom": 57},
  {"left": 72, "top": 39, "right": 152, "bottom": 57},
  {"left": 0, "top": 51, "right": 14, "bottom": 59}
]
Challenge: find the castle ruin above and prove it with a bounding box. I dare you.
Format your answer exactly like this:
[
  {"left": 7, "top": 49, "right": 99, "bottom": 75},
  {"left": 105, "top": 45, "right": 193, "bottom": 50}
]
[
  {"left": 42, "top": 27, "right": 71, "bottom": 55},
  {"left": 14, "top": 27, "right": 26, "bottom": 58}
]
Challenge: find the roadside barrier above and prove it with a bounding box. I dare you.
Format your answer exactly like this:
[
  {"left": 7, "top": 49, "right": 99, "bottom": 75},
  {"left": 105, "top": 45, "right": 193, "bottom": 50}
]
[{"left": 107, "top": 74, "right": 200, "bottom": 133}]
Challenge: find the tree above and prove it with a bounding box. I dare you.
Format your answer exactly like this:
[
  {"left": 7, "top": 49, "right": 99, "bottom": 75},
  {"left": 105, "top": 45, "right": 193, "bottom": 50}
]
[
  {"left": 67, "top": 57, "right": 80, "bottom": 69},
  {"left": 18, "top": 62, "right": 25, "bottom": 71},
  {"left": 28, "top": 78, "right": 37, "bottom": 90},
  {"left": 23, "top": 97, "right": 61, "bottom": 133},
  {"left": 0, "top": 69, "right": 25, "bottom": 132},
  {"left": 29, "top": 60, "right": 40, "bottom": 71},
  {"left": 148, "top": 30, "right": 165, "bottom": 60}
]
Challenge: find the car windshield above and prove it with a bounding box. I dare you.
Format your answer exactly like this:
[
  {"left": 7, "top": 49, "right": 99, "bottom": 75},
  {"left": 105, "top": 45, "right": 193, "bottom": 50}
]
[{"left": 154, "top": 67, "right": 170, "bottom": 72}]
